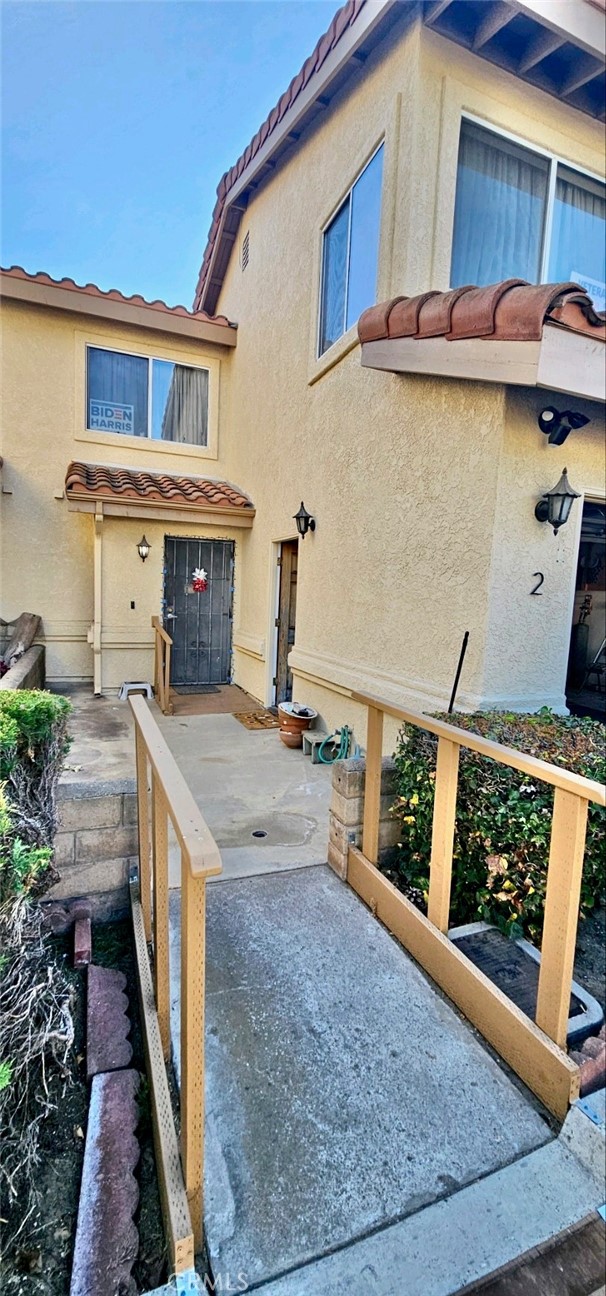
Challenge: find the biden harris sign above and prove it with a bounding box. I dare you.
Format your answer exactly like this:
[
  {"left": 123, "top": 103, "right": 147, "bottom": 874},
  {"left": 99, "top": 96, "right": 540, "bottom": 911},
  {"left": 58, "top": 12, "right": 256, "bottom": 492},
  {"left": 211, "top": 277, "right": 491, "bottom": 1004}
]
[{"left": 89, "top": 399, "right": 134, "bottom": 433}]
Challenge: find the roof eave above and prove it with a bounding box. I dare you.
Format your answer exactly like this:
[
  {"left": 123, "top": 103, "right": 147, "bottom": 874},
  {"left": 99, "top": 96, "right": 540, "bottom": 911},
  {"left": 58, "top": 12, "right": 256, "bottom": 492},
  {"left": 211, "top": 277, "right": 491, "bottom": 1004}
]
[
  {"left": 360, "top": 324, "right": 605, "bottom": 403},
  {"left": 1, "top": 272, "right": 238, "bottom": 348},
  {"left": 66, "top": 495, "right": 255, "bottom": 527}
]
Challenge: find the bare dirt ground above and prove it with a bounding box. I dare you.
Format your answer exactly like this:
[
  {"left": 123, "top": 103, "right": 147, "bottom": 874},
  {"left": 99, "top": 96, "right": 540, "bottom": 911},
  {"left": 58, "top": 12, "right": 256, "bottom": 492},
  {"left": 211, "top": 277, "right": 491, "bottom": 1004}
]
[{"left": 0, "top": 920, "right": 166, "bottom": 1296}]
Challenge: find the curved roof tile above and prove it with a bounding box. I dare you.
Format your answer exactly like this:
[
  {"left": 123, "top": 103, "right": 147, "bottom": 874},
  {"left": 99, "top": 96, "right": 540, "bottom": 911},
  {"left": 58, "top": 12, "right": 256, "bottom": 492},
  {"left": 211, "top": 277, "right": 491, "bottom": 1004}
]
[
  {"left": 358, "top": 281, "right": 606, "bottom": 345},
  {"left": 65, "top": 461, "right": 254, "bottom": 510},
  {"left": 193, "top": 0, "right": 365, "bottom": 311},
  {"left": 2, "top": 265, "right": 235, "bottom": 329}
]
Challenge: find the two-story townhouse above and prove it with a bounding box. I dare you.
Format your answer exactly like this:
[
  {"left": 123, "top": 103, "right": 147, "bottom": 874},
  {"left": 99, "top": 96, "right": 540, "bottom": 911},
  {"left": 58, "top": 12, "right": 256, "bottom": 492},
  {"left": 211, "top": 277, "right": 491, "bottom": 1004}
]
[
  {"left": 193, "top": 0, "right": 605, "bottom": 739},
  {"left": 1, "top": 0, "right": 605, "bottom": 744}
]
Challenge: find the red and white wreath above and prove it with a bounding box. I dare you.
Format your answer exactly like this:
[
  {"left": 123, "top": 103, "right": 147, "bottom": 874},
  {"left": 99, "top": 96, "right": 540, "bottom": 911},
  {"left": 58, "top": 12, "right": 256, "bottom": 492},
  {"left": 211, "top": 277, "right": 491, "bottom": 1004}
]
[{"left": 192, "top": 566, "right": 208, "bottom": 593}]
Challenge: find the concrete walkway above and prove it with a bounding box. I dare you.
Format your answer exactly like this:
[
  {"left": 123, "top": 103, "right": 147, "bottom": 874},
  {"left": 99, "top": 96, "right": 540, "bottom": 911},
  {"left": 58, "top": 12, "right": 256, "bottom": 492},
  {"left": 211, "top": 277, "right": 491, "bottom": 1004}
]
[
  {"left": 155, "top": 710, "right": 331, "bottom": 883},
  {"left": 168, "top": 866, "right": 605, "bottom": 1294}
]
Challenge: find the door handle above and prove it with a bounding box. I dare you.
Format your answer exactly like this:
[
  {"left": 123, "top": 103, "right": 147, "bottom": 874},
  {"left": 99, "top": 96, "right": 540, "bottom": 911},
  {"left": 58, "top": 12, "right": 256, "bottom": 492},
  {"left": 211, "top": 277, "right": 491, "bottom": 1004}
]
[{"left": 165, "top": 612, "right": 177, "bottom": 621}]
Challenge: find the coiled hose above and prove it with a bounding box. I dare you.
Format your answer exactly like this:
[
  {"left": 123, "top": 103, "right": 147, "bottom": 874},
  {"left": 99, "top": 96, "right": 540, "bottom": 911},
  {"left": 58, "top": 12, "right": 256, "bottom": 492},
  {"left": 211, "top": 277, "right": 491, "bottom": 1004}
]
[{"left": 317, "top": 725, "right": 352, "bottom": 764}]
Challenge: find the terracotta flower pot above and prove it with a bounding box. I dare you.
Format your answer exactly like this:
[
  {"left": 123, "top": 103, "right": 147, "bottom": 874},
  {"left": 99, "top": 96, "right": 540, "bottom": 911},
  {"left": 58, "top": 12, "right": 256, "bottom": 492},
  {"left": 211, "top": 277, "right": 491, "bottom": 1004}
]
[{"left": 278, "top": 702, "right": 317, "bottom": 748}]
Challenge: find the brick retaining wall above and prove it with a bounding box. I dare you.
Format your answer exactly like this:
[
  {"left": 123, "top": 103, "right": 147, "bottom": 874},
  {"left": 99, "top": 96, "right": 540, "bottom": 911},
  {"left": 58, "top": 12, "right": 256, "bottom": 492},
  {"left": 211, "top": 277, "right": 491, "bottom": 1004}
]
[{"left": 47, "top": 779, "right": 138, "bottom": 921}]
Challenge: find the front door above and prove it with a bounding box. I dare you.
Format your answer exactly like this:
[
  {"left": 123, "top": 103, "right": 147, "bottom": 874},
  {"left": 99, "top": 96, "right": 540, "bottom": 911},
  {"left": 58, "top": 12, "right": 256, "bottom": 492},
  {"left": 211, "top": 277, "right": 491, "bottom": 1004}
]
[
  {"left": 275, "top": 540, "right": 298, "bottom": 703},
  {"left": 164, "top": 537, "right": 234, "bottom": 686}
]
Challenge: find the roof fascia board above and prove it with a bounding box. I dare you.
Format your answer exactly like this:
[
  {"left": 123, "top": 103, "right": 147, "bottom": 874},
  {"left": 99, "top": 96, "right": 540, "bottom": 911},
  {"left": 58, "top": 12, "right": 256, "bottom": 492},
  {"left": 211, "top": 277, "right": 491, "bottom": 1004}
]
[
  {"left": 515, "top": 0, "right": 606, "bottom": 58},
  {"left": 361, "top": 328, "right": 605, "bottom": 401},
  {"left": 226, "top": 0, "right": 398, "bottom": 208},
  {"left": 1, "top": 274, "right": 237, "bottom": 348},
  {"left": 66, "top": 498, "right": 255, "bottom": 526},
  {"left": 200, "top": 0, "right": 399, "bottom": 308}
]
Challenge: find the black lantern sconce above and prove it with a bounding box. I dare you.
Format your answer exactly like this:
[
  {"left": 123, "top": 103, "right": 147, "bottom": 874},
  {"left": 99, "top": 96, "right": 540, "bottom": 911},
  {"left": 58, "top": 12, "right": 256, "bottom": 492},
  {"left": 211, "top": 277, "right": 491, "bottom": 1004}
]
[
  {"left": 538, "top": 406, "right": 590, "bottom": 446},
  {"left": 535, "top": 468, "right": 580, "bottom": 535},
  {"left": 293, "top": 502, "right": 316, "bottom": 539},
  {"left": 137, "top": 535, "right": 151, "bottom": 562}
]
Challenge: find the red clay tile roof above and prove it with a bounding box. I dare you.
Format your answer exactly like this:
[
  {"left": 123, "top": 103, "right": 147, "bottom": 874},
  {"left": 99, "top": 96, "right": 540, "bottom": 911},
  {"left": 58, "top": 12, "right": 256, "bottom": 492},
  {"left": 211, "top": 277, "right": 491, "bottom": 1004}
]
[
  {"left": 193, "top": 0, "right": 365, "bottom": 311},
  {"left": 65, "top": 461, "right": 253, "bottom": 510},
  {"left": 2, "top": 265, "right": 235, "bottom": 329},
  {"left": 358, "top": 281, "right": 606, "bottom": 345}
]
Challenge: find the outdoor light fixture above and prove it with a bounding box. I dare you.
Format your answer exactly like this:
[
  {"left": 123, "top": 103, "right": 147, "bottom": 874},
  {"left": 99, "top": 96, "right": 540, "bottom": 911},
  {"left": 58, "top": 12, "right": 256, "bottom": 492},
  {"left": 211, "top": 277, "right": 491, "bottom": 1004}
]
[
  {"left": 137, "top": 535, "right": 151, "bottom": 562},
  {"left": 535, "top": 468, "right": 580, "bottom": 535},
  {"left": 293, "top": 502, "right": 315, "bottom": 539},
  {"left": 537, "top": 406, "right": 590, "bottom": 446}
]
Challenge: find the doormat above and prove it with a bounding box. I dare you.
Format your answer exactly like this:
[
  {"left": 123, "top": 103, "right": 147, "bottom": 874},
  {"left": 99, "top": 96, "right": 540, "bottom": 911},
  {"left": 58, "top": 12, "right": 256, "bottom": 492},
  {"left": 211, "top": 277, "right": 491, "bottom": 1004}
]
[
  {"left": 233, "top": 709, "right": 280, "bottom": 730},
  {"left": 171, "top": 685, "right": 220, "bottom": 695}
]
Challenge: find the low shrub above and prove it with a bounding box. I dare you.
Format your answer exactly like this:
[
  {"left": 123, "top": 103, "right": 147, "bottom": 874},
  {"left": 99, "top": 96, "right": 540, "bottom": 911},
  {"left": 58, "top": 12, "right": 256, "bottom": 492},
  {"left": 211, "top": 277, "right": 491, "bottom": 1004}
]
[
  {"left": 0, "top": 690, "right": 71, "bottom": 849},
  {"left": 391, "top": 709, "right": 605, "bottom": 943}
]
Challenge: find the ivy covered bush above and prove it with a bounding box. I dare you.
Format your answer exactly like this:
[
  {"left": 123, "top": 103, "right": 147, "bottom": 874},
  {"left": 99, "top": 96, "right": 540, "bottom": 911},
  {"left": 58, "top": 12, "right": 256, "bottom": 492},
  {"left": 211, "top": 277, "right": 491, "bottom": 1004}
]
[
  {"left": 390, "top": 709, "right": 605, "bottom": 943},
  {"left": 0, "top": 690, "right": 71, "bottom": 850}
]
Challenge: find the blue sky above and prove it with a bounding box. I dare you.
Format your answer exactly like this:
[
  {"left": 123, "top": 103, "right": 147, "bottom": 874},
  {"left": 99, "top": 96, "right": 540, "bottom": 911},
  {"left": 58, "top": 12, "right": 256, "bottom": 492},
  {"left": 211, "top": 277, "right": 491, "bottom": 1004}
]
[{"left": 1, "top": 0, "right": 337, "bottom": 307}]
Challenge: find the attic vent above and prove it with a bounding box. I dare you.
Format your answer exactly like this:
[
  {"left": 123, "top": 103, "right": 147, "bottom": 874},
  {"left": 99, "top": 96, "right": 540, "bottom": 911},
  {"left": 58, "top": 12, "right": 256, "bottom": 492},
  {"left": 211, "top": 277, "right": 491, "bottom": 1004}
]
[{"left": 241, "top": 230, "right": 250, "bottom": 272}]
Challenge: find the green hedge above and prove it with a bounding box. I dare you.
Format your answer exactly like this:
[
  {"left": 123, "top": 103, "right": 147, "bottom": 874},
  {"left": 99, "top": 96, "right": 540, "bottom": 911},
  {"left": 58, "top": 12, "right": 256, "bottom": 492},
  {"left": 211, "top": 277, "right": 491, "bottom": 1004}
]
[{"left": 390, "top": 709, "right": 605, "bottom": 943}]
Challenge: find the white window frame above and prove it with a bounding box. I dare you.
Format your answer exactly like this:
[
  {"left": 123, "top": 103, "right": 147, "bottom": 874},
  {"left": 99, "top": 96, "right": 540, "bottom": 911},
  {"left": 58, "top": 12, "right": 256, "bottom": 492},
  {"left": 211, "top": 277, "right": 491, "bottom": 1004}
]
[
  {"left": 85, "top": 343, "right": 211, "bottom": 445},
  {"left": 455, "top": 112, "right": 606, "bottom": 287},
  {"left": 317, "top": 141, "right": 385, "bottom": 358}
]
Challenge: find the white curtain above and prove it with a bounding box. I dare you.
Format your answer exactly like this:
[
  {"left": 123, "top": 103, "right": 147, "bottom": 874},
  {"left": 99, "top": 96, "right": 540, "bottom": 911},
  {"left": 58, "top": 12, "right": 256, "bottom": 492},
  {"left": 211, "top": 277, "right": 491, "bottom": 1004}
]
[
  {"left": 160, "top": 365, "right": 209, "bottom": 445},
  {"left": 451, "top": 121, "right": 549, "bottom": 288},
  {"left": 549, "top": 167, "right": 606, "bottom": 290}
]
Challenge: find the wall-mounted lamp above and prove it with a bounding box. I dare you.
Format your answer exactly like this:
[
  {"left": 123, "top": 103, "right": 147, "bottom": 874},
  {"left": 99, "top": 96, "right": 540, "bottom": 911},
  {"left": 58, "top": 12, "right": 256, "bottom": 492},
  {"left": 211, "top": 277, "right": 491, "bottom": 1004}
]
[
  {"left": 293, "top": 502, "right": 315, "bottom": 539},
  {"left": 538, "top": 406, "right": 590, "bottom": 446},
  {"left": 137, "top": 535, "right": 151, "bottom": 562},
  {"left": 535, "top": 468, "right": 580, "bottom": 535}
]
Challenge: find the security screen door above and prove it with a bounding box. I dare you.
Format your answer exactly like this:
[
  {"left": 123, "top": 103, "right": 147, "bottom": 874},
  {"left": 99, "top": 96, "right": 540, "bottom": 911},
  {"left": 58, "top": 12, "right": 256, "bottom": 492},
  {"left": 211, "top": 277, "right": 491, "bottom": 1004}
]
[{"left": 164, "top": 538, "right": 234, "bottom": 686}]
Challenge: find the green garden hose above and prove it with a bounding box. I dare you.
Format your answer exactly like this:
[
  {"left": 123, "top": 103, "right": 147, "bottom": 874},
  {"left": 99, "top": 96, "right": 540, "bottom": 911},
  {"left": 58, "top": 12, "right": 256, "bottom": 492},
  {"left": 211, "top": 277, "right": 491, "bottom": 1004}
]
[{"left": 317, "top": 725, "right": 352, "bottom": 764}]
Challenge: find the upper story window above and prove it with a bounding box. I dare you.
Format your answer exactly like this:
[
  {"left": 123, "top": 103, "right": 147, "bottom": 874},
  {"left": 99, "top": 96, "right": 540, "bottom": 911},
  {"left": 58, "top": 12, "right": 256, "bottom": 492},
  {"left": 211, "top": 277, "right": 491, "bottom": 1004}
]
[
  {"left": 318, "top": 144, "right": 384, "bottom": 356},
  {"left": 451, "top": 119, "right": 606, "bottom": 310},
  {"left": 86, "top": 346, "right": 210, "bottom": 446}
]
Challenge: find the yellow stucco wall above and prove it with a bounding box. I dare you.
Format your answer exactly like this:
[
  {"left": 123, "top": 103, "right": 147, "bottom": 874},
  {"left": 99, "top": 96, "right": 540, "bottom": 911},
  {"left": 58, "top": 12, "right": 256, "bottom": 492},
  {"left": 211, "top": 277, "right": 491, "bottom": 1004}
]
[
  {"left": 209, "top": 17, "right": 605, "bottom": 741},
  {"left": 0, "top": 299, "right": 241, "bottom": 689}
]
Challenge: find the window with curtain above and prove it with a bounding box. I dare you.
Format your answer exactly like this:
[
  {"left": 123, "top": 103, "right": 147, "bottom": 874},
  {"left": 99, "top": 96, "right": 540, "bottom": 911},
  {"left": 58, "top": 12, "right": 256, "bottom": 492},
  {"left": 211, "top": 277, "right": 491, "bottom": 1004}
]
[
  {"left": 451, "top": 119, "right": 606, "bottom": 310},
  {"left": 450, "top": 120, "right": 549, "bottom": 288},
  {"left": 319, "top": 145, "right": 384, "bottom": 356},
  {"left": 86, "top": 347, "right": 210, "bottom": 445}
]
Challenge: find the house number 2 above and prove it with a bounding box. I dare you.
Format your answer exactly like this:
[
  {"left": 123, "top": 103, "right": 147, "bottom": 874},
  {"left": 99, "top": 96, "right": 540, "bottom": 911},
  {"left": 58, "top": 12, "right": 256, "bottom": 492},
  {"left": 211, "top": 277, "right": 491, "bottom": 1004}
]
[{"left": 530, "top": 572, "right": 544, "bottom": 596}]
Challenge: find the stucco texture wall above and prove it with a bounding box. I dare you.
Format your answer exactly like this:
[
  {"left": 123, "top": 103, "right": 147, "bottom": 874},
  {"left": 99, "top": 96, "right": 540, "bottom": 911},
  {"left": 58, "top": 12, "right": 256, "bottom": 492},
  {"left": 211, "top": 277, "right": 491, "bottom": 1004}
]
[
  {"left": 211, "top": 16, "right": 604, "bottom": 742},
  {"left": 0, "top": 300, "right": 237, "bottom": 686},
  {"left": 481, "top": 389, "right": 606, "bottom": 710}
]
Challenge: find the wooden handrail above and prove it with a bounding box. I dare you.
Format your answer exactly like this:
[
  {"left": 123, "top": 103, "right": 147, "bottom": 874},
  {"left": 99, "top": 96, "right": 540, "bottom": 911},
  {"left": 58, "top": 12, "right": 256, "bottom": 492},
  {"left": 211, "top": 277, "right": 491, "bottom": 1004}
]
[
  {"left": 151, "top": 615, "right": 173, "bottom": 715},
  {"left": 347, "top": 688, "right": 605, "bottom": 1117},
  {"left": 129, "top": 693, "right": 222, "bottom": 1261},
  {"left": 351, "top": 690, "right": 606, "bottom": 806}
]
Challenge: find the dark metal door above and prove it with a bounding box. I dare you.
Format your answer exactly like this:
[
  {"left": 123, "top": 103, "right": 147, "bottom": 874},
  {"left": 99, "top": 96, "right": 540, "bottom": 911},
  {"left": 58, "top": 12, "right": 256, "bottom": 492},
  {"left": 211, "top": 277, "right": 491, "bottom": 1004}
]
[{"left": 163, "top": 538, "right": 234, "bottom": 686}]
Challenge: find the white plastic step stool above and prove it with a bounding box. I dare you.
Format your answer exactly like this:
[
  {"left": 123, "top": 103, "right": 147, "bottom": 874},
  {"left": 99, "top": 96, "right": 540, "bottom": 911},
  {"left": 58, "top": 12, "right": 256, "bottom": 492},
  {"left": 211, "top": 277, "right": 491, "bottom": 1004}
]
[
  {"left": 302, "top": 730, "right": 331, "bottom": 763},
  {"left": 118, "top": 681, "right": 153, "bottom": 701}
]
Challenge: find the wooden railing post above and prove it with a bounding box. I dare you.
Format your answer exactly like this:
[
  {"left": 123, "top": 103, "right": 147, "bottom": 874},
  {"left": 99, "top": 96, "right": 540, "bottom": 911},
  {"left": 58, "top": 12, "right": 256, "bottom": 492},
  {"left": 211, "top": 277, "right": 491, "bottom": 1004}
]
[
  {"left": 151, "top": 771, "right": 170, "bottom": 1059},
  {"left": 536, "top": 789, "right": 590, "bottom": 1047},
  {"left": 180, "top": 856, "right": 206, "bottom": 1253},
  {"left": 362, "top": 705, "right": 384, "bottom": 866},
  {"left": 164, "top": 638, "right": 172, "bottom": 716},
  {"left": 135, "top": 726, "right": 152, "bottom": 942},
  {"left": 427, "top": 737, "right": 460, "bottom": 933}
]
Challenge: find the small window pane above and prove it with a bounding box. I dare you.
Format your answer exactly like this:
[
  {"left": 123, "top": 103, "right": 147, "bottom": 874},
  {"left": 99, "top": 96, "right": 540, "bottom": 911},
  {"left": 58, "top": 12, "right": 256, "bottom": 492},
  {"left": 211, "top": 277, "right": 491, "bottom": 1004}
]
[
  {"left": 152, "top": 360, "right": 209, "bottom": 446},
  {"left": 87, "top": 347, "right": 148, "bottom": 437},
  {"left": 319, "top": 199, "right": 349, "bottom": 355},
  {"left": 346, "top": 145, "right": 384, "bottom": 331},
  {"left": 549, "top": 166, "right": 606, "bottom": 310},
  {"left": 451, "top": 121, "right": 549, "bottom": 288}
]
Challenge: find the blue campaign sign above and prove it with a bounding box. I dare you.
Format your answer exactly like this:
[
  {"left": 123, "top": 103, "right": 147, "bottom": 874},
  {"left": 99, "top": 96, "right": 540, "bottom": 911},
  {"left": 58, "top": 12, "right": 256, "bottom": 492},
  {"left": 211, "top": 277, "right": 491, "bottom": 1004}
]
[{"left": 89, "top": 399, "right": 134, "bottom": 433}]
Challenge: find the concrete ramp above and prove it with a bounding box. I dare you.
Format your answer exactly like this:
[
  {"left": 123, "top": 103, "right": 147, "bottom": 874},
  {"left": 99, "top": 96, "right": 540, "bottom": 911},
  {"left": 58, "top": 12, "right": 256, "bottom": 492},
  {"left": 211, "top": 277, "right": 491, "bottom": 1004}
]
[{"left": 169, "top": 866, "right": 561, "bottom": 1289}]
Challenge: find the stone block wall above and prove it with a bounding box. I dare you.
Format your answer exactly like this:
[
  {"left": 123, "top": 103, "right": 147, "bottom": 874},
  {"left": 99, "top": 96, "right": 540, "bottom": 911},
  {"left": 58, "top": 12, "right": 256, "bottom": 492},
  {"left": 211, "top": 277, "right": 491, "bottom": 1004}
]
[
  {"left": 47, "top": 780, "right": 138, "bottom": 921},
  {"left": 328, "top": 756, "right": 399, "bottom": 880}
]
